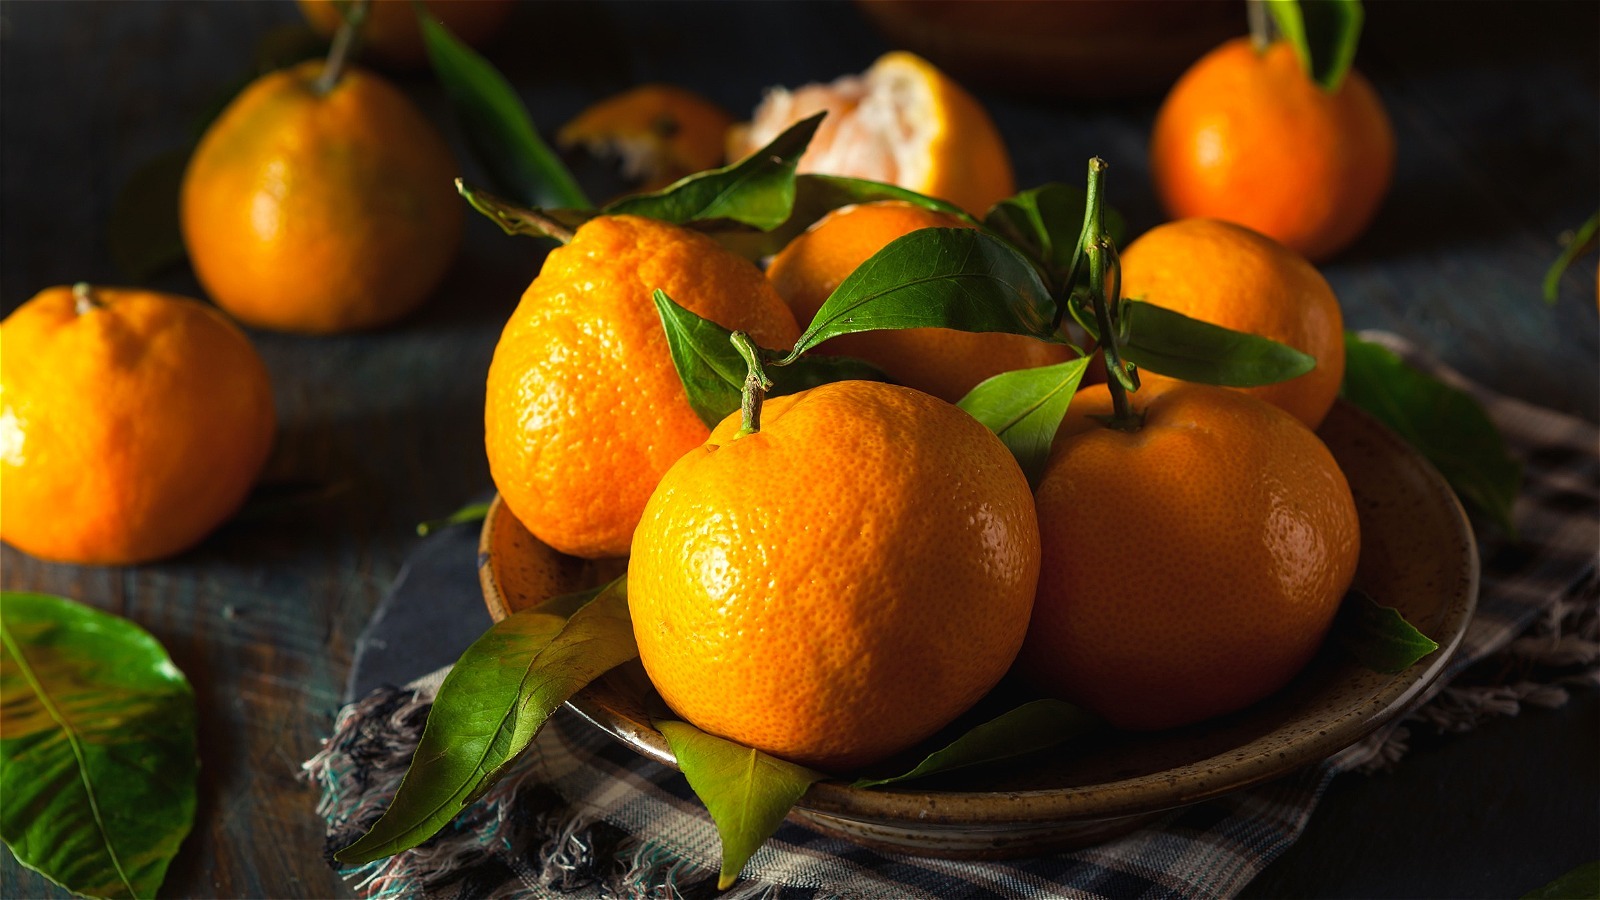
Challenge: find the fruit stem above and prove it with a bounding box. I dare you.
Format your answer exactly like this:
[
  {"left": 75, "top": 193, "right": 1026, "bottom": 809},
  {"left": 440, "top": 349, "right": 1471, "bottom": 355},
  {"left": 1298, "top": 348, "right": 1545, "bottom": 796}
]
[
  {"left": 1052, "top": 159, "right": 1106, "bottom": 335},
  {"left": 1079, "top": 160, "right": 1140, "bottom": 431},
  {"left": 315, "top": 0, "right": 371, "bottom": 95},
  {"left": 731, "top": 331, "right": 773, "bottom": 438},
  {"left": 72, "top": 283, "right": 105, "bottom": 315},
  {"left": 456, "top": 179, "right": 575, "bottom": 243},
  {"left": 1247, "top": 0, "right": 1278, "bottom": 52}
]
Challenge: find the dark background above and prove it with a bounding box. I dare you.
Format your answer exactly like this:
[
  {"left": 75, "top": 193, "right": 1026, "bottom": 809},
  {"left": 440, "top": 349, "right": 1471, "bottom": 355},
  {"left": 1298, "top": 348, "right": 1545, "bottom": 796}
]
[{"left": 2, "top": 1, "right": 1596, "bottom": 897}]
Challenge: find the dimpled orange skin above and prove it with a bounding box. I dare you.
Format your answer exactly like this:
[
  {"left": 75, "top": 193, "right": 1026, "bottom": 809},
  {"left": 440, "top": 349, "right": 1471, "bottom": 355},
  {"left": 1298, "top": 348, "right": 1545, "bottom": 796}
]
[
  {"left": 1151, "top": 37, "right": 1395, "bottom": 262},
  {"left": 1020, "top": 382, "right": 1359, "bottom": 731},
  {"left": 629, "top": 381, "right": 1040, "bottom": 772},
  {"left": 766, "top": 201, "right": 1071, "bottom": 403},
  {"left": 1119, "top": 218, "right": 1345, "bottom": 429},
  {"left": 0, "top": 287, "right": 277, "bottom": 565},
  {"left": 298, "top": 0, "right": 516, "bottom": 68},
  {"left": 485, "top": 215, "right": 800, "bottom": 560},
  {"left": 181, "top": 60, "right": 462, "bottom": 334}
]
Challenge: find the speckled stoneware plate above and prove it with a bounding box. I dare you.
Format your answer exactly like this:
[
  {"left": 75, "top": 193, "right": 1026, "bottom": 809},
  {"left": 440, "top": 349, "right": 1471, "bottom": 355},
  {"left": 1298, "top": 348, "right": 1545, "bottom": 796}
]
[{"left": 478, "top": 400, "right": 1478, "bottom": 858}]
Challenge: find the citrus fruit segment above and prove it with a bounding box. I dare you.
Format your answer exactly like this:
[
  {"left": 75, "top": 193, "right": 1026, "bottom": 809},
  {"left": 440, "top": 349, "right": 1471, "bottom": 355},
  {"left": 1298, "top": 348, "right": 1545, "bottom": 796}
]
[
  {"left": 1, "top": 286, "right": 277, "bottom": 565},
  {"left": 728, "top": 51, "right": 1015, "bottom": 216},
  {"left": 629, "top": 380, "right": 1040, "bottom": 772},
  {"left": 1022, "top": 382, "right": 1360, "bottom": 731},
  {"left": 1119, "top": 217, "right": 1346, "bottom": 429},
  {"left": 484, "top": 215, "right": 799, "bottom": 560}
]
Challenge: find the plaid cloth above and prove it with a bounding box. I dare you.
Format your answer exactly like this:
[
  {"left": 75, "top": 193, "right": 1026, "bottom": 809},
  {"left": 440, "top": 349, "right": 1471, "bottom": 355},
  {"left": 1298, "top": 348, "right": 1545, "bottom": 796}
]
[{"left": 306, "top": 333, "right": 1599, "bottom": 900}]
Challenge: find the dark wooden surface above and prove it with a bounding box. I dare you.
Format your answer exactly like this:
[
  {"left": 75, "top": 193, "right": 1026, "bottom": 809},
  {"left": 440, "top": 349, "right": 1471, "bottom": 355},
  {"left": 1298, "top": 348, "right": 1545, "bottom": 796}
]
[{"left": 1, "top": 2, "right": 1595, "bottom": 898}]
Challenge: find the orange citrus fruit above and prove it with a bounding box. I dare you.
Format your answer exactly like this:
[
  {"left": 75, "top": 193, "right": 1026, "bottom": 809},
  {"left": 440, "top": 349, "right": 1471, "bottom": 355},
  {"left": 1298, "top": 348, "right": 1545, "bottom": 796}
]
[
  {"left": 1119, "top": 217, "right": 1346, "bottom": 429},
  {"left": 1019, "top": 381, "right": 1360, "bottom": 730},
  {"left": 0, "top": 285, "right": 277, "bottom": 565},
  {"left": 629, "top": 380, "right": 1040, "bottom": 771},
  {"left": 767, "top": 200, "right": 1070, "bottom": 403},
  {"left": 485, "top": 215, "right": 800, "bottom": 560},
  {"left": 727, "top": 51, "right": 1015, "bottom": 216},
  {"left": 298, "top": 0, "right": 516, "bottom": 68},
  {"left": 1150, "top": 36, "right": 1396, "bottom": 262},
  {"left": 181, "top": 59, "right": 462, "bottom": 334},
  {"left": 558, "top": 85, "right": 734, "bottom": 193}
]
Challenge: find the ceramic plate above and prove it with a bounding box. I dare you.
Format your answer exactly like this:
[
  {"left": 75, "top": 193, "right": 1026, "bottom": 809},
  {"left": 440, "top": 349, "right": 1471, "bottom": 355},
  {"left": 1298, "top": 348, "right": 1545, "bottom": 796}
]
[{"left": 478, "top": 400, "right": 1478, "bottom": 858}]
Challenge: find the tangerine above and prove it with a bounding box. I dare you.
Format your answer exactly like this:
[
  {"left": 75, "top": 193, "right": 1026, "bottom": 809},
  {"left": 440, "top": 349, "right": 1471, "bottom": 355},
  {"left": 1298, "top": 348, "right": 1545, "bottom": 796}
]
[
  {"left": 298, "top": 0, "right": 516, "bottom": 68},
  {"left": 1019, "top": 381, "right": 1359, "bottom": 730},
  {"left": 558, "top": 85, "right": 734, "bottom": 193},
  {"left": 1150, "top": 37, "right": 1395, "bottom": 262},
  {"left": 484, "top": 215, "right": 799, "bottom": 560},
  {"left": 766, "top": 201, "right": 1070, "bottom": 403},
  {"left": 1119, "top": 217, "right": 1345, "bottom": 429},
  {"left": 629, "top": 380, "right": 1039, "bottom": 771},
  {"left": 181, "top": 59, "right": 462, "bottom": 334},
  {"left": 0, "top": 285, "right": 277, "bottom": 565}
]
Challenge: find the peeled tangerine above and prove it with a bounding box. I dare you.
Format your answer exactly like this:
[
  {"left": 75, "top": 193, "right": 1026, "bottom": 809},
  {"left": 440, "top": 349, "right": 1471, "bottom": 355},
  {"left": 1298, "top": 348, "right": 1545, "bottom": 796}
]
[
  {"left": 629, "top": 381, "right": 1040, "bottom": 772},
  {"left": 1020, "top": 382, "right": 1360, "bottom": 730}
]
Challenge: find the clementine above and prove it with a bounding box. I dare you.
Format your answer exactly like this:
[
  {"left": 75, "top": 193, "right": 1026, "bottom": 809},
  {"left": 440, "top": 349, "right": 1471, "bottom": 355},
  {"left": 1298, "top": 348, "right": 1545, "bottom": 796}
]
[
  {"left": 1019, "top": 381, "right": 1359, "bottom": 730},
  {"left": 629, "top": 380, "right": 1040, "bottom": 771},
  {"left": 1119, "top": 217, "right": 1345, "bottom": 429},
  {"left": 765, "top": 201, "right": 1070, "bottom": 403},
  {"left": 0, "top": 285, "right": 277, "bottom": 565},
  {"left": 1150, "top": 36, "right": 1395, "bottom": 262},
  {"left": 558, "top": 85, "right": 734, "bottom": 193},
  {"left": 181, "top": 59, "right": 462, "bottom": 334},
  {"left": 298, "top": 0, "right": 516, "bottom": 68},
  {"left": 484, "top": 215, "right": 799, "bottom": 560}
]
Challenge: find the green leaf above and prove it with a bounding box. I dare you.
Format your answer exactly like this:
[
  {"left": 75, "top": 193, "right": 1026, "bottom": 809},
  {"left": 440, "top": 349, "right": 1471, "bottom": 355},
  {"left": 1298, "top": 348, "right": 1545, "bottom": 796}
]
[
  {"left": 658, "top": 720, "right": 823, "bottom": 891},
  {"left": 853, "top": 700, "right": 1097, "bottom": 789},
  {"left": 415, "top": 500, "right": 490, "bottom": 536},
  {"left": 707, "top": 173, "right": 976, "bottom": 260},
  {"left": 1340, "top": 333, "right": 1521, "bottom": 533},
  {"left": 335, "top": 578, "right": 636, "bottom": 864},
  {"left": 653, "top": 290, "right": 889, "bottom": 427},
  {"left": 957, "top": 358, "right": 1090, "bottom": 488},
  {"left": 0, "top": 592, "right": 198, "bottom": 900},
  {"left": 1266, "top": 0, "right": 1365, "bottom": 91},
  {"left": 985, "top": 183, "right": 1127, "bottom": 291},
  {"left": 1543, "top": 211, "right": 1599, "bottom": 304},
  {"left": 605, "top": 113, "right": 821, "bottom": 230},
  {"left": 419, "top": 13, "right": 588, "bottom": 209},
  {"left": 1521, "top": 861, "right": 1600, "bottom": 899},
  {"left": 1074, "top": 299, "right": 1316, "bottom": 387},
  {"left": 1334, "top": 588, "right": 1440, "bottom": 674},
  {"left": 107, "top": 149, "right": 189, "bottom": 283},
  {"left": 788, "top": 227, "right": 1059, "bottom": 360}
]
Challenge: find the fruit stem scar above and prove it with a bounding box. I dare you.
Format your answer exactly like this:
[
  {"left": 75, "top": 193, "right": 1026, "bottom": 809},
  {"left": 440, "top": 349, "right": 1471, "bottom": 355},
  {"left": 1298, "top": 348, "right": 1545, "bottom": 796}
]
[
  {"left": 72, "top": 282, "right": 105, "bottom": 315},
  {"left": 315, "top": 0, "right": 371, "bottom": 96},
  {"left": 456, "top": 179, "right": 575, "bottom": 244},
  {"left": 731, "top": 331, "right": 772, "bottom": 438}
]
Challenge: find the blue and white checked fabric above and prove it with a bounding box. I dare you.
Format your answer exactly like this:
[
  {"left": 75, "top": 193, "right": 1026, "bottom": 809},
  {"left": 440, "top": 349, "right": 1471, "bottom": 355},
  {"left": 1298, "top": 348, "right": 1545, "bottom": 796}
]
[{"left": 308, "top": 333, "right": 1598, "bottom": 899}]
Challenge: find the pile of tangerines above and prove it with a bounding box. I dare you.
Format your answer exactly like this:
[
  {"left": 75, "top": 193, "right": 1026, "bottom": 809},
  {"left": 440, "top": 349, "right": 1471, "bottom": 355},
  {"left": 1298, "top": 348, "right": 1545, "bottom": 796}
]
[{"left": 0, "top": 2, "right": 1397, "bottom": 774}]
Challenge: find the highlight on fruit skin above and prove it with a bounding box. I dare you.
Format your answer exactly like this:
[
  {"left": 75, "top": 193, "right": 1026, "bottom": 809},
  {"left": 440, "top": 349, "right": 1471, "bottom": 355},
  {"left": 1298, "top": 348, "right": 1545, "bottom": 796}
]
[
  {"left": 558, "top": 85, "right": 735, "bottom": 193},
  {"left": 727, "top": 50, "right": 1015, "bottom": 216},
  {"left": 1149, "top": 36, "right": 1395, "bottom": 262},
  {"left": 0, "top": 285, "right": 277, "bottom": 566},
  {"left": 766, "top": 200, "right": 1071, "bottom": 403},
  {"left": 628, "top": 380, "right": 1040, "bottom": 772},
  {"left": 1020, "top": 381, "right": 1360, "bottom": 731}
]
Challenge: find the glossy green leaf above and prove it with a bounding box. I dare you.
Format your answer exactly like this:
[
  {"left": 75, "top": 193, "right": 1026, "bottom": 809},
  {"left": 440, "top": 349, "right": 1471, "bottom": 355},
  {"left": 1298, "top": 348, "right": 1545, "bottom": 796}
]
[
  {"left": 985, "top": 183, "right": 1127, "bottom": 291},
  {"left": 605, "top": 114, "right": 821, "bottom": 229},
  {"left": 957, "top": 358, "right": 1091, "bottom": 488},
  {"left": 1543, "top": 211, "right": 1599, "bottom": 304},
  {"left": 1335, "top": 589, "right": 1440, "bottom": 674},
  {"left": 653, "top": 290, "right": 888, "bottom": 427},
  {"left": 853, "top": 700, "right": 1098, "bottom": 789},
  {"left": 419, "top": 13, "right": 588, "bottom": 209},
  {"left": 1340, "top": 333, "right": 1521, "bottom": 533},
  {"left": 415, "top": 500, "right": 490, "bottom": 536},
  {"left": 787, "top": 227, "right": 1059, "bottom": 360},
  {"left": 0, "top": 592, "right": 198, "bottom": 900},
  {"left": 658, "top": 720, "right": 823, "bottom": 890},
  {"left": 1266, "top": 0, "right": 1364, "bottom": 91},
  {"left": 336, "top": 578, "right": 636, "bottom": 864},
  {"left": 107, "top": 149, "right": 189, "bottom": 283},
  {"left": 1075, "top": 299, "right": 1316, "bottom": 387}
]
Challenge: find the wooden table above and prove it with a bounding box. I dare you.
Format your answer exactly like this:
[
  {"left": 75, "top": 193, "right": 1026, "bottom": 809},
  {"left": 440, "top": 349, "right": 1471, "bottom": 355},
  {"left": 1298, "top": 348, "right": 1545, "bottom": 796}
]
[{"left": 3, "top": 2, "right": 1595, "bottom": 897}]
